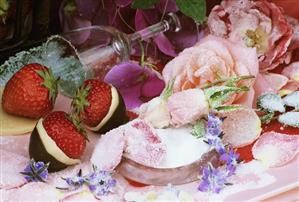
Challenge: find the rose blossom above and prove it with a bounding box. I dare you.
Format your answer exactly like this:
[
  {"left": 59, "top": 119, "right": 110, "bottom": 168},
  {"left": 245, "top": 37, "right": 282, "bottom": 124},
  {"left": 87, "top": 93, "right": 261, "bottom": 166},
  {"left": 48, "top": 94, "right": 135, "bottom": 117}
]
[
  {"left": 162, "top": 35, "right": 259, "bottom": 107},
  {"left": 208, "top": 0, "right": 296, "bottom": 71}
]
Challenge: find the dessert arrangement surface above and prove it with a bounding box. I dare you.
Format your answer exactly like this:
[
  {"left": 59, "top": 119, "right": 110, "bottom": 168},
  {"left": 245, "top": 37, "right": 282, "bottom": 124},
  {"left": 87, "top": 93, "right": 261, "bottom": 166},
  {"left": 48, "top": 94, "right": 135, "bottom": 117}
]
[{"left": 0, "top": 0, "right": 299, "bottom": 201}]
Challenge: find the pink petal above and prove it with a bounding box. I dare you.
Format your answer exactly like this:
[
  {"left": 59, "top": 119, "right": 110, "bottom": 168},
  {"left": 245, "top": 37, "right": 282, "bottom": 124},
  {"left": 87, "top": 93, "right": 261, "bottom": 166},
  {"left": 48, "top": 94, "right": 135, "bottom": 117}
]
[
  {"left": 0, "top": 150, "right": 27, "bottom": 189},
  {"left": 90, "top": 127, "right": 125, "bottom": 171},
  {"left": 3, "top": 182, "right": 60, "bottom": 201},
  {"left": 221, "top": 107, "right": 262, "bottom": 148},
  {"left": 253, "top": 73, "right": 277, "bottom": 101},
  {"left": 282, "top": 62, "right": 299, "bottom": 81},
  {"left": 262, "top": 73, "right": 289, "bottom": 91},
  {"left": 124, "top": 120, "right": 166, "bottom": 167},
  {"left": 252, "top": 132, "right": 299, "bottom": 167},
  {"left": 167, "top": 89, "right": 209, "bottom": 127}
]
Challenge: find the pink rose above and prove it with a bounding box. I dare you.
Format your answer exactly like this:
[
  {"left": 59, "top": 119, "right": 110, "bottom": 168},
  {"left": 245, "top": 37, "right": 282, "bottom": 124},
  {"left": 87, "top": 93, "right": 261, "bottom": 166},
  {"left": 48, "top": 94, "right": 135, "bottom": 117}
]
[
  {"left": 162, "top": 35, "right": 259, "bottom": 107},
  {"left": 208, "top": 0, "right": 296, "bottom": 71}
]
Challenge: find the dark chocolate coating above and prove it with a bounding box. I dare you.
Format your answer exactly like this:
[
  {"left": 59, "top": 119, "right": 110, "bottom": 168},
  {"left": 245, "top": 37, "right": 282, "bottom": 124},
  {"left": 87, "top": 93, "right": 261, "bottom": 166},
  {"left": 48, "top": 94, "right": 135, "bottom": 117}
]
[
  {"left": 29, "top": 126, "right": 69, "bottom": 172},
  {"left": 95, "top": 90, "right": 129, "bottom": 134}
]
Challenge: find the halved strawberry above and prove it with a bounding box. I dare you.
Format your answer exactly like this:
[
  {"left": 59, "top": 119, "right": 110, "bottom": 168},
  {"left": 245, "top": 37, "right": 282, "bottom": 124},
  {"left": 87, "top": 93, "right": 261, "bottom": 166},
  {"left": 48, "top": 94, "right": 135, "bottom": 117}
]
[
  {"left": 2, "top": 63, "right": 58, "bottom": 118},
  {"left": 72, "top": 79, "right": 128, "bottom": 134},
  {"left": 29, "top": 111, "right": 86, "bottom": 172}
]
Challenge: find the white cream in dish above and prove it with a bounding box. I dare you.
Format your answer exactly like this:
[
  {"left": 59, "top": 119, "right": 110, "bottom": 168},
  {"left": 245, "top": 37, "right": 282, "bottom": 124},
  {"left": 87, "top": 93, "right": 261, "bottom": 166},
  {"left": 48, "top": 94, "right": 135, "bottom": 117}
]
[{"left": 155, "top": 127, "right": 210, "bottom": 168}]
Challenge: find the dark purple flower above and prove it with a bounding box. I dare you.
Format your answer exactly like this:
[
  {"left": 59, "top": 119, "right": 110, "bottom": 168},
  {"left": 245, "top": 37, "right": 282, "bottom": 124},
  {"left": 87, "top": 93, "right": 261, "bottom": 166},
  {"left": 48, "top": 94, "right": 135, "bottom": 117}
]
[
  {"left": 86, "top": 168, "right": 116, "bottom": 196},
  {"left": 198, "top": 164, "right": 229, "bottom": 194},
  {"left": 57, "top": 169, "right": 85, "bottom": 191},
  {"left": 104, "top": 62, "right": 165, "bottom": 109},
  {"left": 21, "top": 159, "right": 49, "bottom": 183}
]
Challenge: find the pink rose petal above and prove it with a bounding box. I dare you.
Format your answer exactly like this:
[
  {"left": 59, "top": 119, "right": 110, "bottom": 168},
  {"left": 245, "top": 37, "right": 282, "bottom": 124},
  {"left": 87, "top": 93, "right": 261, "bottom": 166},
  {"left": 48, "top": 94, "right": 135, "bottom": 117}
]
[
  {"left": 4, "top": 182, "right": 60, "bottom": 201},
  {"left": 90, "top": 128, "right": 125, "bottom": 171},
  {"left": 221, "top": 107, "right": 262, "bottom": 148},
  {"left": 262, "top": 73, "right": 289, "bottom": 91},
  {"left": 282, "top": 62, "right": 299, "bottom": 82},
  {"left": 124, "top": 120, "right": 166, "bottom": 167},
  {"left": 0, "top": 149, "right": 28, "bottom": 189},
  {"left": 167, "top": 89, "right": 209, "bottom": 127},
  {"left": 252, "top": 132, "right": 299, "bottom": 167}
]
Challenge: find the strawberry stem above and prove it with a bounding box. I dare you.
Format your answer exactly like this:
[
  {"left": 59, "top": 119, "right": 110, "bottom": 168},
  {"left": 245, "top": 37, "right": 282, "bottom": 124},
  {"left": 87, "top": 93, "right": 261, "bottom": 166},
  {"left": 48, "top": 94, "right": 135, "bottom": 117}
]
[{"left": 35, "top": 68, "right": 59, "bottom": 104}]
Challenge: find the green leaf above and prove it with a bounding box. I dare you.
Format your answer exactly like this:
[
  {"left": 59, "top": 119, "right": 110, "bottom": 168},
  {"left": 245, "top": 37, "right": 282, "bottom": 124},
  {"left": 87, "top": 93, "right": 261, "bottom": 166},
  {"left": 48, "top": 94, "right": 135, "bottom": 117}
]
[
  {"left": 214, "top": 105, "right": 241, "bottom": 113},
  {"left": 283, "top": 91, "right": 299, "bottom": 109},
  {"left": 191, "top": 119, "right": 206, "bottom": 138},
  {"left": 161, "top": 78, "right": 175, "bottom": 100},
  {"left": 131, "top": 0, "right": 160, "bottom": 9},
  {"left": 257, "top": 93, "right": 285, "bottom": 113},
  {"left": 204, "top": 86, "right": 249, "bottom": 108},
  {"left": 175, "top": 0, "right": 206, "bottom": 24},
  {"left": 260, "top": 112, "right": 275, "bottom": 124},
  {"left": 278, "top": 112, "right": 299, "bottom": 128},
  {"left": 225, "top": 75, "right": 255, "bottom": 87}
]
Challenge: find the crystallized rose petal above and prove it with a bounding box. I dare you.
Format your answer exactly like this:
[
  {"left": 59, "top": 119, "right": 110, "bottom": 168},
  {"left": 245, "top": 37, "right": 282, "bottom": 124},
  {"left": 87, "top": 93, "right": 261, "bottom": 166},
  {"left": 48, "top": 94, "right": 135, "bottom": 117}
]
[
  {"left": 221, "top": 107, "right": 262, "bottom": 148},
  {"left": 3, "top": 182, "right": 60, "bottom": 201},
  {"left": 252, "top": 132, "right": 299, "bottom": 167},
  {"left": 61, "top": 190, "right": 98, "bottom": 201},
  {"left": 90, "top": 127, "right": 125, "bottom": 171},
  {"left": 124, "top": 120, "right": 166, "bottom": 167},
  {"left": 167, "top": 89, "right": 209, "bottom": 127},
  {"left": 0, "top": 149, "right": 28, "bottom": 189}
]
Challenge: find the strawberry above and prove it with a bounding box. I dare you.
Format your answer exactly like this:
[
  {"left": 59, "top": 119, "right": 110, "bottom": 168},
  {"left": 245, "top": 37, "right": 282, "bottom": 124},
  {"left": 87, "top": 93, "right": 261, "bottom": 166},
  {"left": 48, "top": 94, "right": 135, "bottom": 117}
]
[
  {"left": 29, "top": 111, "right": 87, "bottom": 172},
  {"left": 2, "top": 63, "right": 58, "bottom": 118},
  {"left": 71, "top": 79, "right": 128, "bottom": 133}
]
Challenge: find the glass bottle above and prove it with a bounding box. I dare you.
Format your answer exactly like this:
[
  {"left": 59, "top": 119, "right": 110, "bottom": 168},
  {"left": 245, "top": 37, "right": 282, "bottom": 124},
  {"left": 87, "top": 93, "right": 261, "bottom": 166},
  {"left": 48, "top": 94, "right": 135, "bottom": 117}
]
[{"left": 43, "top": 12, "right": 181, "bottom": 96}]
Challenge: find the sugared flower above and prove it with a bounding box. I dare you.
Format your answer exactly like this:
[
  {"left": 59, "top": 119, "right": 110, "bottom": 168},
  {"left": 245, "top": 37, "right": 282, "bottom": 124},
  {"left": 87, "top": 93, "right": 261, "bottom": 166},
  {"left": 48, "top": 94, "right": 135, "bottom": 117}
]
[
  {"left": 208, "top": 0, "right": 297, "bottom": 71},
  {"left": 86, "top": 168, "right": 116, "bottom": 196},
  {"left": 58, "top": 169, "right": 85, "bottom": 191},
  {"left": 198, "top": 164, "right": 229, "bottom": 194},
  {"left": 167, "top": 89, "right": 209, "bottom": 127},
  {"left": 162, "top": 35, "right": 259, "bottom": 107},
  {"left": 21, "top": 159, "right": 49, "bottom": 183}
]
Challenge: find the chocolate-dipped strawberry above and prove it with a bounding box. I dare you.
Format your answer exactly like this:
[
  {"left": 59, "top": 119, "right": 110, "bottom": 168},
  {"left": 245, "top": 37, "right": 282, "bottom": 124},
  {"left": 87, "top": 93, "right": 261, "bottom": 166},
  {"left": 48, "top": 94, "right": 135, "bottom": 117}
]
[
  {"left": 29, "top": 111, "right": 86, "bottom": 172},
  {"left": 71, "top": 79, "right": 128, "bottom": 134}
]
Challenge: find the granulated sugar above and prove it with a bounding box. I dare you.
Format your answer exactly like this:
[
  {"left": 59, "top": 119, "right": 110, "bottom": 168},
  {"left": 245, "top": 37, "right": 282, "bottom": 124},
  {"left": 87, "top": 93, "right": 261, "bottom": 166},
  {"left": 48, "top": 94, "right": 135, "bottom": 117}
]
[{"left": 156, "top": 127, "right": 210, "bottom": 168}]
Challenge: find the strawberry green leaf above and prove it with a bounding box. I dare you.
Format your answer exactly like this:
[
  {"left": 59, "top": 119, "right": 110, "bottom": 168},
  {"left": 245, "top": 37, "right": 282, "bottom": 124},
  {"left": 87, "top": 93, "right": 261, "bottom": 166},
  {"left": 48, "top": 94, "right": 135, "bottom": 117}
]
[
  {"left": 192, "top": 119, "right": 206, "bottom": 138},
  {"left": 278, "top": 112, "right": 299, "bottom": 128},
  {"left": 257, "top": 93, "right": 285, "bottom": 113},
  {"left": 175, "top": 0, "right": 206, "bottom": 24},
  {"left": 283, "top": 91, "right": 299, "bottom": 109},
  {"left": 131, "top": 0, "right": 160, "bottom": 9},
  {"left": 35, "top": 68, "right": 59, "bottom": 104}
]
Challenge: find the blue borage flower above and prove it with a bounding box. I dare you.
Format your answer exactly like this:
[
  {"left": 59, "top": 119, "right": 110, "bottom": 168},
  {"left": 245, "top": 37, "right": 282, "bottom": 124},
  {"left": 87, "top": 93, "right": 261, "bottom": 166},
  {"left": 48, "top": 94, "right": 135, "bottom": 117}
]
[
  {"left": 57, "top": 165, "right": 116, "bottom": 197},
  {"left": 86, "top": 166, "right": 117, "bottom": 196},
  {"left": 57, "top": 169, "right": 85, "bottom": 191},
  {"left": 20, "top": 159, "right": 49, "bottom": 183},
  {"left": 198, "top": 114, "right": 240, "bottom": 193}
]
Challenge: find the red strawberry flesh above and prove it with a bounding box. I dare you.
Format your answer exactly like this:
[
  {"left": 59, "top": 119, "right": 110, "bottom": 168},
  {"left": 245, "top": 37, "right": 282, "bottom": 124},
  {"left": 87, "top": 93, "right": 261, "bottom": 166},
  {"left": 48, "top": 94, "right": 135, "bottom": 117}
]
[
  {"left": 2, "top": 63, "right": 57, "bottom": 118},
  {"left": 42, "top": 111, "right": 86, "bottom": 159},
  {"left": 74, "top": 79, "right": 112, "bottom": 127}
]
